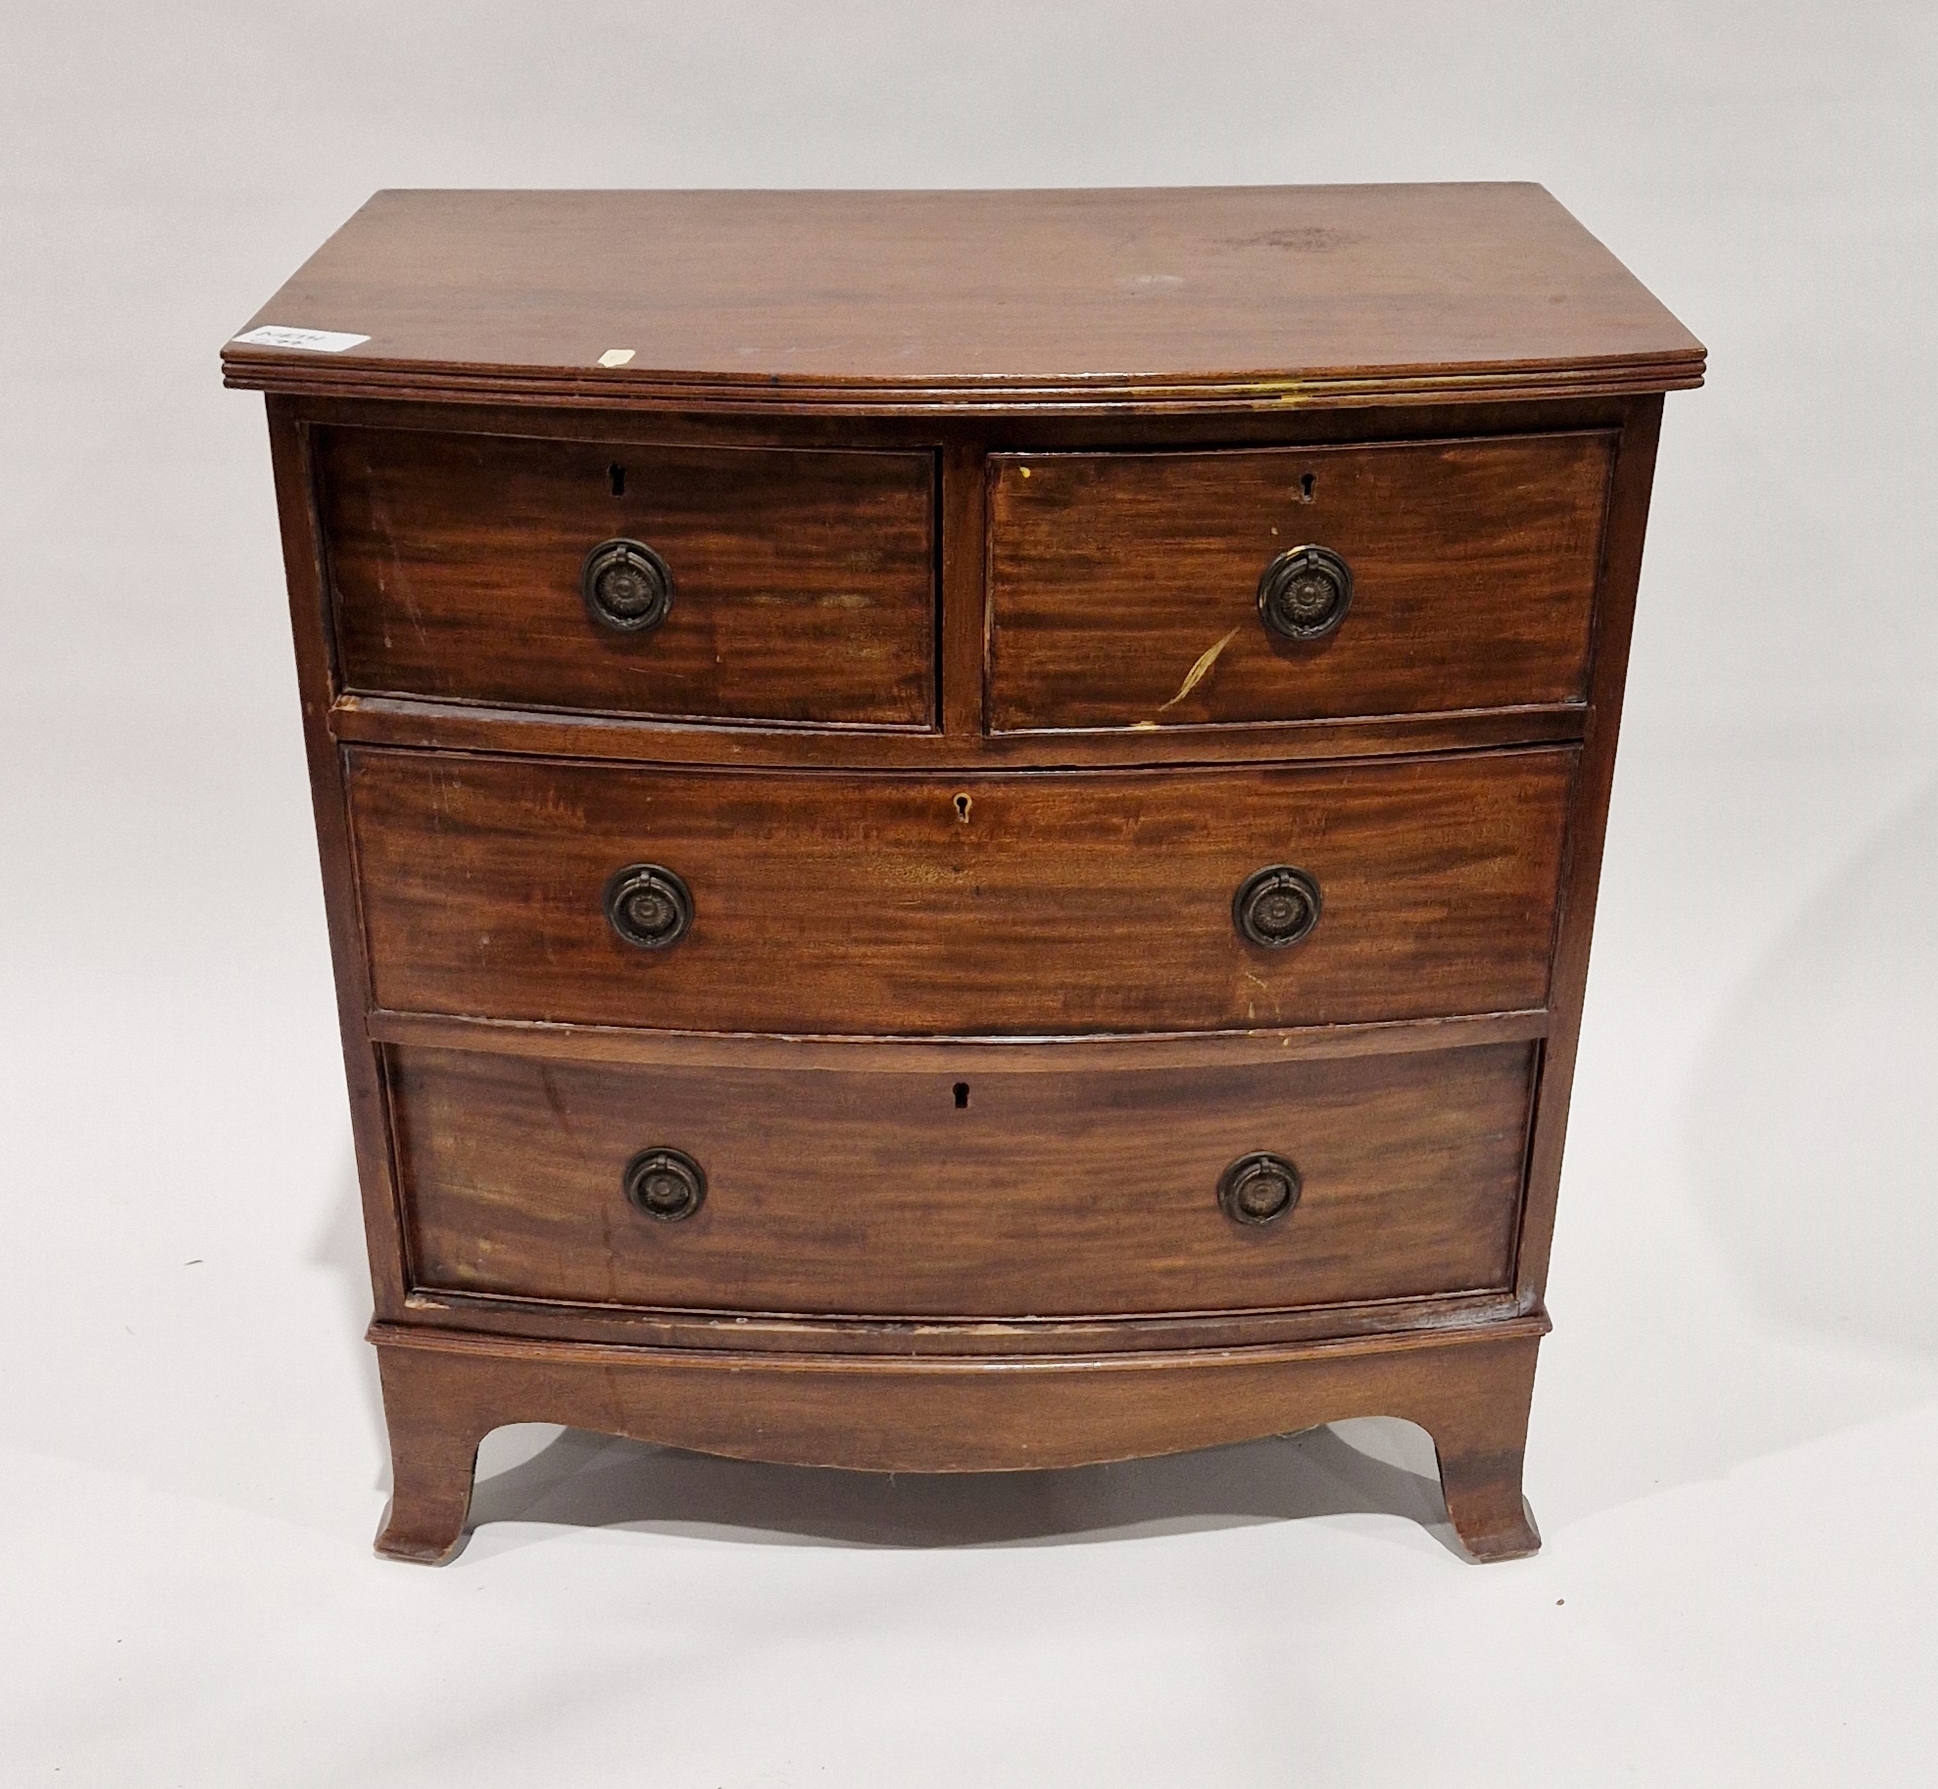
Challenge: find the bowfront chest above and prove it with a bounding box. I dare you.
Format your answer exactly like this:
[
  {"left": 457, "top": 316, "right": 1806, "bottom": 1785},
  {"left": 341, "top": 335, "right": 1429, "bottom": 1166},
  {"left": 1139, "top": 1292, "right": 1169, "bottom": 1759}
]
[{"left": 225, "top": 185, "right": 1701, "bottom": 1563}]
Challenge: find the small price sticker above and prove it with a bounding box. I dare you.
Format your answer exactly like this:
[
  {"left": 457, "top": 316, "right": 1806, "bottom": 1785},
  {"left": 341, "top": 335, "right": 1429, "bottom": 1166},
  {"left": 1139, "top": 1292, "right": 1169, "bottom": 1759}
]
[{"left": 232, "top": 325, "right": 370, "bottom": 353}]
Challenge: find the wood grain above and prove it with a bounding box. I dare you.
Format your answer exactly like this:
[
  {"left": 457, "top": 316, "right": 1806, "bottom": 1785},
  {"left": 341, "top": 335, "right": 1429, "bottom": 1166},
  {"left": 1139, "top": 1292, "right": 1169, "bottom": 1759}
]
[
  {"left": 988, "top": 432, "right": 1613, "bottom": 731},
  {"left": 318, "top": 426, "right": 935, "bottom": 727},
  {"left": 223, "top": 186, "right": 1703, "bottom": 414},
  {"left": 389, "top": 1041, "right": 1534, "bottom": 1319},
  {"left": 346, "top": 747, "right": 1576, "bottom": 1036}
]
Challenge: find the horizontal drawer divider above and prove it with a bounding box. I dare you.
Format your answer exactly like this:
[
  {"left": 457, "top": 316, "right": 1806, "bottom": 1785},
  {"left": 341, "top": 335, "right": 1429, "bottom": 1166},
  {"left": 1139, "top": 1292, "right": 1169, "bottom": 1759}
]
[
  {"left": 365, "top": 1006, "right": 1549, "bottom": 1073},
  {"left": 401, "top": 1280, "right": 1535, "bottom": 1335},
  {"left": 392, "top": 1286, "right": 1538, "bottom": 1358},
  {"left": 370, "top": 1308, "right": 1555, "bottom": 1372},
  {"left": 330, "top": 690, "right": 1588, "bottom": 768}
]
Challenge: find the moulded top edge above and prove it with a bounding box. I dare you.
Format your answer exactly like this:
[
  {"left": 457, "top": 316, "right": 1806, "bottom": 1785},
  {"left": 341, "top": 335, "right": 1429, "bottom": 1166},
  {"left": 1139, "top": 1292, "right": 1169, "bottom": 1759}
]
[{"left": 222, "top": 185, "right": 1705, "bottom": 412}]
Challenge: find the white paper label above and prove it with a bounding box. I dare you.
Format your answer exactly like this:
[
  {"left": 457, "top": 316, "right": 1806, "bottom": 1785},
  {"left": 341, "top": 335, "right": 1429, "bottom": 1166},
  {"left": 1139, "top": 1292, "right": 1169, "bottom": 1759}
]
[
  {"left": 232, "top": 325, "right": 370, "bottom": 354},
  {"left": 597, "top": 348, "right": 636, "bottom": 367}
]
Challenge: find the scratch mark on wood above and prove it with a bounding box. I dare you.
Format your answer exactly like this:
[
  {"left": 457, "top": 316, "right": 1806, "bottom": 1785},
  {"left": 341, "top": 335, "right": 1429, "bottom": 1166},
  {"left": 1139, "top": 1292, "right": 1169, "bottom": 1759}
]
[{"left": 1160, "top": 627, "right": 1241, "bottom": 710}]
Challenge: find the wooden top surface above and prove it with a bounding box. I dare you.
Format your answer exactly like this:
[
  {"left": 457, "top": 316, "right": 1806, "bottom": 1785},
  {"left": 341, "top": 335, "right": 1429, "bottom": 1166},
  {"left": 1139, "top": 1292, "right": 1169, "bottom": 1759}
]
[{"left": 223, "top": 185, "right": 1703, "bottom": 415}]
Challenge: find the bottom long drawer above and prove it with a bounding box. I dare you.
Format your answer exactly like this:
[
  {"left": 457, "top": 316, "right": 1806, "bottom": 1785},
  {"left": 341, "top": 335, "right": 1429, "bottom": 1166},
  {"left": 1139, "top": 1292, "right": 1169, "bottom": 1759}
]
[{"left": 388, "top": 1042, "right": 1535, "bottom": 1321}]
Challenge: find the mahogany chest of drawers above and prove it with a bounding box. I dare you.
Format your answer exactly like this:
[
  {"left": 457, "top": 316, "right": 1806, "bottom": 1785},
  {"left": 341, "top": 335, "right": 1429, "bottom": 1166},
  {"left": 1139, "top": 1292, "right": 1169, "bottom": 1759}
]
[{"left": 224, "top": 185, "right": 1702, "bottom": 1564}]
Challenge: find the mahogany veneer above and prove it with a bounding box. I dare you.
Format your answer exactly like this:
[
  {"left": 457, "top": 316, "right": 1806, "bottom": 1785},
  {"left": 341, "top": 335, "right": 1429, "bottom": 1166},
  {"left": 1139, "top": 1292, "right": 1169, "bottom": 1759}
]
[
  {"left": 320, "top": 428, "right": 936, "bottom": 726},
  {"left": 988, "top": 431, "right": 1614, "bottom": 731},
  {"left": 390, "top": 1041, "right": 1536, "bottom": 1319},
  {"left": 346, "top": 748, "right": 1575, "bottom": 1035},
  {"left": 226, "top": 184, "right": 1700, "bottom": 1565}
]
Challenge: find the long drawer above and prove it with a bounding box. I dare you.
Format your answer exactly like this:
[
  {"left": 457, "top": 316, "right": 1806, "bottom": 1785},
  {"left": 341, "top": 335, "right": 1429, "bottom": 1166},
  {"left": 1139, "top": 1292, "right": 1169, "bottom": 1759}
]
[
  {"left": 986, "top": 432, "right": 1614, "bottom": 732},
  {"left": 316, "top": 427, "right": 937, "bottom": 727},
  {"left": 348, "top": 748, "right": 1574, "bottom": 1035},
  {"left": 390, "top": 1041, "right": 1536, "bottom": 1319}
]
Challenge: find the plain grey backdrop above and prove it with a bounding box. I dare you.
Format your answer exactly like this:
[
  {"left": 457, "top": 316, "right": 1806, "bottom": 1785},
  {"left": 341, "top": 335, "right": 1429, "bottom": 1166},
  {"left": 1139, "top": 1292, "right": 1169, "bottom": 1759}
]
[{"left": 4, "top": 4, "right": 1934, "bottom": 1784}]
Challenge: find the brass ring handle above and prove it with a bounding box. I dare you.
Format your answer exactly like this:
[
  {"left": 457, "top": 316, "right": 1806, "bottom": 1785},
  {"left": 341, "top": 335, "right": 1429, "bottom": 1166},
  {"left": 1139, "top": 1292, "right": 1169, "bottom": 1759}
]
[
  {"left": 582, "top": 537, "right": 674, "bottom": 633},
  {"left": 1233, "top": 865, "right": 1322, "bottom": 949},
  {"left": 603, "top": 863, "right": 693, "bottom": 950},
  {"left": 1218, "top": 1152, "right": 1301, "bottom": 1226},
  {"left": 624, "top": 1147, "right": 706, "bottom": 1221},
  {"left": 1257, "top": 544, "right": 1352, "bottom": 641}
]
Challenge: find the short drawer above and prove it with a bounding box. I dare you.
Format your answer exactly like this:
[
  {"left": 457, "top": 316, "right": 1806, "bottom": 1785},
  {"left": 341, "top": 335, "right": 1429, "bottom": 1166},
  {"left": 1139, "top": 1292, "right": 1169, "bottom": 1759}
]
[
  {"left": 348, "top": 748, "right": 1573, "bottom": 1035},
  {"left": 986, "top": 432, "right": 1614, "bottom": 732},
  {"left": 316, "top": 427, "right": 936, "bottom": 727},
  {"left": 390, "top": 1041, "right": 1535, "bottom": 1319}
]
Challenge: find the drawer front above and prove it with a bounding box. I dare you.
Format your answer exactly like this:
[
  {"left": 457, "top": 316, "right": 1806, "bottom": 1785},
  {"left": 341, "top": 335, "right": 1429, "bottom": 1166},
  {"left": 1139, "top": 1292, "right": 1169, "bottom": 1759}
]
[
  {"left": 317, "top": 428, "right": 936, "bottom": 727},
  {"left": 987, "top": 432, "right": 1614, "bottom": 732},
  {"left": 392, "top": 1042, "right": 1535, "bottom": 1318},
  {"left": 349, "top": 748, "right": 1573, "bottom": 1035}
]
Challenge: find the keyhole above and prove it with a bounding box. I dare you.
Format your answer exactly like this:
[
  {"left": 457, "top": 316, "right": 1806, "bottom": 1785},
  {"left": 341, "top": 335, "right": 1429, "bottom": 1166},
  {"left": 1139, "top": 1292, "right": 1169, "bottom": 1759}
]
[
  {"left": 953, "top": 793, "right": 972, "bottom": 823},
  {"left": 1299, "top": 473, "right": 1316, "bottom": 503},
  {"left": 608, "top": 463, "right": 626, "bottom": 497},
  {"left": 953, "top": 1082, "right": 970, "bottom": 1109}
]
